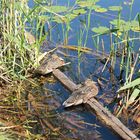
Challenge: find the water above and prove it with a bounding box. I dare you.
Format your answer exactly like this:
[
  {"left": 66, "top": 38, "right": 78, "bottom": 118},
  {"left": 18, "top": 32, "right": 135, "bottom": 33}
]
[{"left": 28, "top": 0, "right": 140, "bottom": 139}]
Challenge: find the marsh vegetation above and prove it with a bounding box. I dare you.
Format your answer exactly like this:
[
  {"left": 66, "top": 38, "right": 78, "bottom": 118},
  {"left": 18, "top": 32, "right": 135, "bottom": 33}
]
[{"left": 0, "top": 0, "right": 139, "bottom": 139}]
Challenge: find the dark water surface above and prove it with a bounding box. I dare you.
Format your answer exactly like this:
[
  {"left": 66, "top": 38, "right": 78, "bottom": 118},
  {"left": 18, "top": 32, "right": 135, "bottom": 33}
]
[{"left": 29, "top": 0, "right": 140, "bottom": 139}]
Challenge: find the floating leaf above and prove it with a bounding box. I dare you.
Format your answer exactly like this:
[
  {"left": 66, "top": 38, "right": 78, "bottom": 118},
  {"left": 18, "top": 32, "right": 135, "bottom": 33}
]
[
  {"left": 77, "top": 1, "right": 95, "bottom": 7},
  {"left": 91, "top": 5, "right": 107, "bottom": 13},
  {"left": 110, "top": 19, "right": 131, "bottom": 32},
  {"left": 92, "top": 26, "right": 109, "bottom": 34},
  {"left": 77, "top": 0, "right": 100, "bottom": 8},
  {"left": 65, "top": 14, "right": 78, "bottom": 22},
  {"left": 110, "top": 19, "right": 126, "bottom": 26},
  {"left": 110, "top": 19, "right": 140, "bottom": 32},
  {"left": 108, "top": 6, "right": 122, "bottom": 11},
  {"left": 47, "top": 6, "right": 68, "bottom": 13},
  {"left": 53, "top": 8, "right": 86, "bottom": 23},
  {"left": 118, "top": 78, "right": 140, "bottom": 92},
  {"left": 128, "top": 88, "right": 140, "bottom": 105},
  {"left": 130, "top": 20, "right": 140, "bottom": 32},
  {"left": 38, "top": 6, "right": 68, "bottom": 13},
  {"left": 92, "top": 26, "right": 118, "bottom": 37},
  {"left": 53, "top": 13, "right": 77, "bottom": 23},
  {"left": 73, "top": 8, "right": 86, "bottom": 15},
  {"left": 52, "top": 16, "right": 64, "bottom": 23},
  {"left": 94, "top": 7, "right": 107, "bottom": 13},
  {"left": 91, "top": 5, "right": 101, "bottom": 9},
  {"left": 124, "top": 1, "right": 132, "bottom": 5}
]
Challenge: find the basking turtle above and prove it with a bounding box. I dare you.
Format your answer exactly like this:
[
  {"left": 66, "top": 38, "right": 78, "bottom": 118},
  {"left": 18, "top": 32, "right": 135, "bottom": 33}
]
[{"left": 63, "top": 79, "right": 98, "bottom": 107}]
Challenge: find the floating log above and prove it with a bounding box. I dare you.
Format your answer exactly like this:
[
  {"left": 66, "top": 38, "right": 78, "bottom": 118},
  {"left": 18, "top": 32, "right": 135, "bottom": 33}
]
[{"left": 52, "top": 69, "right": 139, "bottom": 140}]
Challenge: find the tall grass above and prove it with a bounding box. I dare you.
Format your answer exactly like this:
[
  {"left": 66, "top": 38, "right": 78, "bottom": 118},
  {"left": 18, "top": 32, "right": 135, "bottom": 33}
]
[
  {"left": 113, "top": 2, "right": 140, "bottom": 115},
  {"left": 0, "top": 0, "right": 53, "bottom": 82},
  {"left": 0, "top": 0, "right": 33, "bottom": 81}
]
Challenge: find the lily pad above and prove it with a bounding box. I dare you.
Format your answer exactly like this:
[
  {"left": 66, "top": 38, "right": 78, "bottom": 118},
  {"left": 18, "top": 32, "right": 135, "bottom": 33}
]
[
  {"left": 73, "top": 8, "right": 87, "bottom": 15},
  {"left": 53, "top": 13, "right": 77, "bottom": 23},
  {"left": 77, "top": 0, "right": 100, "bottom": 8},
  {"left": 38, "top": 6, "right": 68, "bottom": 13},
  {"left": 110, "top": 19, "right": 126, "bottom": 26},
  {"left": 110, "top": 19, "right": 140, "bottom": 32},
  {"left": 110, "top": 19, "right": 130, "bottom": 31},
  {"left": 92, "top": 26, "right": 109, "bottom": 34},
  {"left": 108, "top": 6, "right": 122, "bottom": 11},
  {"left": 92, "top": 26, "right": 118, "bottom": 37},
  {"left": 91, "top": 5, "right": 107, "bottom": 13},
  {"left": 130, "top": 20, "right": 140, "bottom": 32}
]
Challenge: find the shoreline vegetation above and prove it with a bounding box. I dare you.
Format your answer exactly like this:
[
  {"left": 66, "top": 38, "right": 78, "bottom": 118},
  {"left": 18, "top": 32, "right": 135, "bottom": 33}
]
[{"left": 0, "top": 0, "right": 139, "bottom": 139}]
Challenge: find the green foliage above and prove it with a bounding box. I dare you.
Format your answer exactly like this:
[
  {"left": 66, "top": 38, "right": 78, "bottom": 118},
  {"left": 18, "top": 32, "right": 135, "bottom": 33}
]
[
  {"left": 108, "top": 6, "right": 122, "bottom": 11},
  {"left": 92, "top": 26, "right": 118, "bottom": 37},
  {"left": 92, "top": 5, "right": 107, "bottom": 13},
  {"left": 37, "top": 5, "right": 68, "bottom": 13},
  {"left": 117, "top": 78, "right": 140, "bottom": 106},
  {"left": 0, "top": 132, "right": 14, "bottom": 140},
  {"left": 76, "top": 0, "right": 100, "bottom": 7},
  {"left": 76, "top": 0, "right": 107, "bottom": 13},
  {"left": 110, "top": 19, "right": 140, "bottom": 32},
  {"left": 0, "top": 0, "right": 48, "bottom": 81},
  {"left": 118, "top": 78, "right": 140, "bottom": 91},
  {"left": 73, "top": 9, "right": 87, "bottom": 15},
  {"left": 128, "top": 88, "right": 140, "bottom": 105}
]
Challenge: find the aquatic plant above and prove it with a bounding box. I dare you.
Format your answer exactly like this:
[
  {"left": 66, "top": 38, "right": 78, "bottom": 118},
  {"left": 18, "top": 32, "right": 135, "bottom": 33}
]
[
  {"left": 91, "top": 0, "right": 140, "bottom": 118},
  {"left": 0, "top": 0, "right": 139, "bottom": 138}
]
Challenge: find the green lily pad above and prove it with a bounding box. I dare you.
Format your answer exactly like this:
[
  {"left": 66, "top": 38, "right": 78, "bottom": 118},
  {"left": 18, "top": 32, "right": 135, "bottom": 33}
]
[
  {"left": 53, "top": 13, "right": 77, "bottom": 23},
  {"left": 130, "top": 20, "right": 140, "bottom": 32},
  {"left": 110, "top": 19, "right": 140, "bottom": 32},
  {"left": 77, "top": 0, "right": 100, "bottom": 8},
  {"left": 38, "top": 6, "right": 68, "bottom": 13},
  {"left": 92, "top": 26, "right": 109, "bottom": 35},
  {"left": 108, "top": 6, "right": 122, "bottom": 11},
  {"left": 110, "top": 19, "right": 130, "bottom": 31},
  {"left": 73, "top": 8, "right": 87, "bottom": 15},
  {"left": 110, "top": 19, "right": 126, "bottom": 25},
  {"left": 93, "top": 7, "right": 107, "bottom": 13},
  {"left": 92, "top": 26, "right": 118, "bottom": 37}
]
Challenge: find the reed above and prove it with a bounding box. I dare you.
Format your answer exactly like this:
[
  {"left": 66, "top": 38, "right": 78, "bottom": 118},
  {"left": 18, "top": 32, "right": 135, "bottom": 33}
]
[{"left": 0, "top": 0, "right": 59, "bottom": 82}]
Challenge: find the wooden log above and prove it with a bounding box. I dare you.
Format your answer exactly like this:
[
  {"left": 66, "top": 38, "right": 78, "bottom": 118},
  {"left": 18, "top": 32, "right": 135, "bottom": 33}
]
[
  {"left": 34, "top": 54, "right": 70, "bottom": 75},
  {"left": 52, "top": 69, "right": 139, "bottom": 140},
  {"left": 53, "top": 69, "right": 77, "bottom": 91},
  {"left": 87, "top": 98, "right": 139, "bottom": 140}
]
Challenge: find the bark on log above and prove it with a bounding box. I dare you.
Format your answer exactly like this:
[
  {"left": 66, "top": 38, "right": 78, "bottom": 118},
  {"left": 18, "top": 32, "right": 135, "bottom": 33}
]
[
  {"left": 52, "top": 69, "right": 139, "bottom": 140},
  {"left": 53, "top": 69, "right": 77, "bottom": 91}
]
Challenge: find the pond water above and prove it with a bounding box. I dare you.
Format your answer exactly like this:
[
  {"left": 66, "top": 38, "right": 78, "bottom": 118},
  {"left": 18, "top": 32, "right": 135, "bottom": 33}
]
[{"left": 28, "top": 0, "right": 140, "bottom": 139}]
